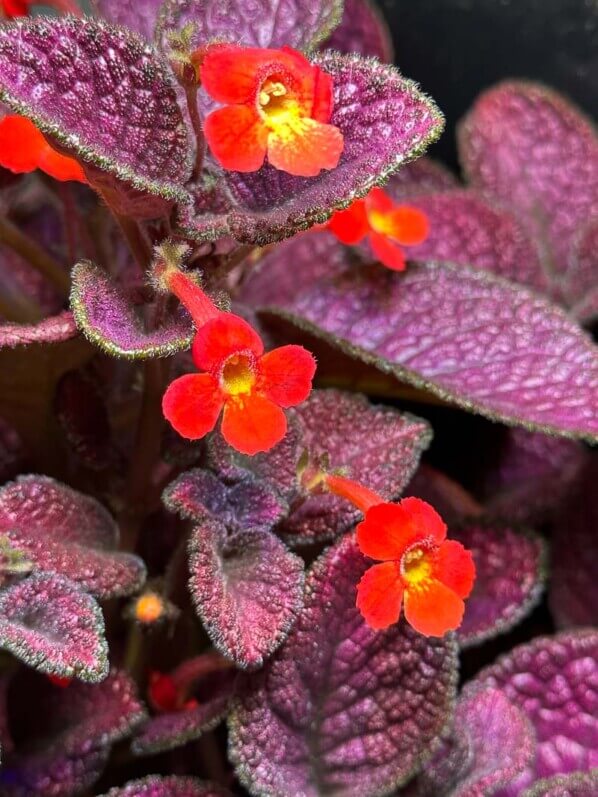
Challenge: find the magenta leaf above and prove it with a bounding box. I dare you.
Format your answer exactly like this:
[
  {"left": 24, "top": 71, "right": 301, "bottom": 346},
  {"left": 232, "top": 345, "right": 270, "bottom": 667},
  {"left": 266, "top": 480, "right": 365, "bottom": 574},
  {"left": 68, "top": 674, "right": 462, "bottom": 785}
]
[
  {"left": 0, "top": 311, "right": 78, "bottom": 350},
  {"left": 0, "top": 475, "right": 146, "bottom": 599},
  {"left": 454, "top": 521, "right": 546, "bottom": 647},
  {"left": 181, "top": 53, "right": 443, "bottom": 244},
  {"left": 248, "top": 241, "right": 598, "bottom": 440},
  {"left": 228, "top": 534, "right": 458, "bottom": 797},
  {"left": 0, "top": 18, "right": 191, "bottom": 217},
  {"left": 0, "top": 572, "right": 108, "bottom": 682},
  {"left": 93, "top": 0, "right": 164, "bottom": 41},
  {"left": 188, "top": 518, "right": 304, "bottom": 668},
  {"left": 325, "top": 0, "right": 393, "bottom": 60},
  {"left": 99, "top": 776, "right": 233, "bottom": 797},
  {"left": 163, "top": 468, "right": 287, "bottom": 533},
  {"left": 71, "top": 262, "right": 194, "bottom": 359},
  {"left": 522, "top": 771, "right": 598, "bottom": 797},
  {"left": 161, "top": 0, "right": 342, "bottom": 50},
  {"left": 470, "top": 629, "right": 598, "bottom": 792},
  {"left": 387, "top": 157, "right": 458, "bottom": 198}
]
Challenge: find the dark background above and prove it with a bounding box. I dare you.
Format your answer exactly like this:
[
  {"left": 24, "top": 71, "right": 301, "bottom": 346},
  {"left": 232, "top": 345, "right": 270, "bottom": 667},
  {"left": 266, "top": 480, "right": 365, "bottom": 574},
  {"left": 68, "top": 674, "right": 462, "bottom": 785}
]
[{"left": 381, "top": 0, "right": 598, "bottom": 171}]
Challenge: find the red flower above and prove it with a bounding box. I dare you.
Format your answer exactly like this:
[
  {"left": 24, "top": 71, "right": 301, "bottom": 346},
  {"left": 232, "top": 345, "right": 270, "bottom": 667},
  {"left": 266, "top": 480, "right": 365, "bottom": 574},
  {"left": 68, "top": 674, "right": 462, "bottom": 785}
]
[
  {"left": 199, "top": 44, "right": 344, "bottom": 177},
  {"left": 325, "top": 474, "right": 475, "bottom": 636},
  {"left": 162, "top": 313, "right": 316, "bottom": 455},
  {"left": 0, "top": 115, "right": 86, "bottom": 183},
  {"left": 148, "top": 672, "right": 198, "bottom": 713},
  {"left": 1, "top": 0, "right": 81, "bottom": 17},
  {"left": 327, "top": 187, "right": 429, "bottom": 271}
]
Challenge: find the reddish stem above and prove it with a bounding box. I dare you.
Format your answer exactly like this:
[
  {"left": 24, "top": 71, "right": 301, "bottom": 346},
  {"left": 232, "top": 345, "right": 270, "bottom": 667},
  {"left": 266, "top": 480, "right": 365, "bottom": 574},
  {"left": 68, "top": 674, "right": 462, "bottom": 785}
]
[{"left": 324, "top": 473, "right": 384, "bottom": 513}]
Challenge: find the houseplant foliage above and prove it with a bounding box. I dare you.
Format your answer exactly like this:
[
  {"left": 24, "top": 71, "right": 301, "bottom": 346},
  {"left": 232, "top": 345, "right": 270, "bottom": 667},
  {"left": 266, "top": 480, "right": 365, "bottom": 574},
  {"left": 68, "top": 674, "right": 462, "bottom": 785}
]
[{"left": 0, "top": 0, "right": 595, "bottom": 794}]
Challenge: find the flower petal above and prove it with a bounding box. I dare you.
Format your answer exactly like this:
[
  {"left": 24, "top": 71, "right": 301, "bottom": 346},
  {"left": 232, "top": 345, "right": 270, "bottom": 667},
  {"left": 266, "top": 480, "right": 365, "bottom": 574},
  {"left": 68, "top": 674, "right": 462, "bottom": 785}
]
[
  {"left": 357, "top": 502, "right": 426, "bottom": 561},
  {"left": 267, "top": 117, "right": 343, "bottom": 177},
  {"left": 204, "top": 105, "right": 268, "bottom": 173},
  {"left": 356, "top": 561, "right": 403, "bottom": 630},
  {"left": 200, "top": 45, "right": 269, "bottom": 103},
  {"left": 400, "top": 497, "right": 447, "bottom": 543},
  {"left": 386, "top": 206, "right": 430, "bottom": 246},
  {"left": 369, "top": 231, "right": 407, "bottom": 271},
  {"left": 366, "top": 186, "right": 395, "bottom": 214},
  {"left": 162, "top": 374, "right": 223, "bottom": 440},
  {"left": 192, "top": 314, "right": 264, "bottom": 372},
  {"left": 404, "top": 579, "right": 465, "bottom": 637},
  {"left": 310, "top": 62, "right": 334, "bottom": 122},
  {"left": 327, "top": 200, "right": 369, "bottom": 244},
  {"left": 433, "top": 539, "right": 476, "bottom": 599},
  {"left": 259, "top": 345, "right": 316, "bottom": 407},
  {"left": 0, "top": 115, "right": 86, "bottom": 182},
  {"left": 221, "top": 393, "right": 287, "bottom": 455}
]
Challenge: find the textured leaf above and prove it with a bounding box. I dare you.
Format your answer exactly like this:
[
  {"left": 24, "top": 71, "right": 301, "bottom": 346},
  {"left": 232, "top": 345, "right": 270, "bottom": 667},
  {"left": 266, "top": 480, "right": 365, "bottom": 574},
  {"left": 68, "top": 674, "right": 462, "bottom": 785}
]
[
  {"left": 0, "top": 311, "right": 78, "bottom": 349},
  {"left": 163, "top": 468, "right": 287, "bottom": 532},
  {"left": 99, "top": 776, "right": 233, "bottom": 797},
  {"left": 470, "top": 629, "right": 598, "bottom": 793},
  {"left": 0, "top": 17, "right": 191, "bottom": 217},
  {"left": 0, "top": 668, "right": 146, "bottom": 797},
  {"left": 279, "top": 389, "right": 432, "bottom": 545},
  {"left": 188, "top": 518, "right": 304, "bottom": 668},
  {"left": 161, "top": 0, "right": 343, "bottom": 50},
  {"left": 325, "top": 0, "right": 393, "bottom": 60},
  {"left": 71, "top": 262, "right": 194, "bottom": 359},
  {"left": 0, "top": 475, "right": 146, "bottom": 599},
  {"left": 459, "top": 81, "right": 598, "bottom": 307},
  {"left": 549, "top": 457, "right": 598, "bottom": 630},
  {"left": 386, "top": 156, "right": 458, "bottom": 198},
  {"left": 250, "top": 246, "right": 598, "bottom": 440},
  {"left": 454, "top": 521, "right": 546, "bottom": 647},
  {"left": 0, "top": 572, "right": 108, "bottom": 682},
  {"left": 522, "top": 771, "right": 598, "bottom": 797},
  {"left": 93, "top": 0, "right": 163, "bottom": 41},
  {"left": 229, "top": 534, "right": 458, "bottom": 797},
  {"left": 182, "top": 53, "right": 443, "bottom": 244}
]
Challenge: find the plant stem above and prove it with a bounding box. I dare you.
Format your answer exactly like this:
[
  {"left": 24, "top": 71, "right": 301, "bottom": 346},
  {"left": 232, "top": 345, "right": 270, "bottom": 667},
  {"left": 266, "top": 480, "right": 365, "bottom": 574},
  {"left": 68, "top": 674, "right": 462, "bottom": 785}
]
[
  {"left": 186, "top": 82, "right": 206, "bottom": 181},
  {"left": 112, "top": 212, "right": 153, "bottom": 273},
  {"left": 0, "top": 216, "right": 70, "bottom": 296}
]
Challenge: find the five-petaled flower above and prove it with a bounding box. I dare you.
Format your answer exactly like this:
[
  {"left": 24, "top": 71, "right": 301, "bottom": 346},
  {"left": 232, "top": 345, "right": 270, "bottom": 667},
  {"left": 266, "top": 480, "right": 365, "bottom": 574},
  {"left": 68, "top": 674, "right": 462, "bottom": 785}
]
[
  {"left": 199, "top": 43, "right": 344, "bottom": 177},
  {"left": 162, "top": 313, "right": 316, "bottom": 455},
  {"left": 325, "top": 474, "right": 475, "bottom": 636},
  {"left": 0, "top": 115, "right": 86, "bottom": 183},
  {"left": 327, "top": 187, "right": 429, "bottom": 271}
]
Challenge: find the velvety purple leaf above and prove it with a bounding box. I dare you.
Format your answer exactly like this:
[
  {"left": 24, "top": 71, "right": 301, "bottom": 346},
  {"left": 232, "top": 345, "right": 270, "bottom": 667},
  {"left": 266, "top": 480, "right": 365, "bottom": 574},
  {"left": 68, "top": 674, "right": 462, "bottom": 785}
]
[
  {"left": 470, "top": 629, "right": 598, "bottom": 793},
  {"left": 0, "top": 311, "right": 78, "bottom": 349},
  {"left": 458, "top": 81, "right": 598, "bottom": 298},
  {"left": 163, "top": 468, "right": 287, "bottom": 532},
  {"left": 161, "top": 0, "right": 342, "bottom": 51},
  {"left": 0, "top": 668, "right": 146, "bottom": 797},
  {"left": 188, "top": 518, "right": 304, "bottom": 668},
  {"left": 253, "top": 251, "right": 598, "bottom": 440},
  {"left": 549, "top": 457, "right": 598, "bottom": 630},
  {"left": 229, "top": 534, "right": 458, "bottom": 797},
  {"left": 93, "top": 0, "right": 163, "bottom": 41},
  {"left": 182, "top": 53, "right": 443, "bottom": 244},
  {"left": 0, "top": 572, "right": 108, "bottom": 682},
  {"left": 71, "top": 262, "right": 194, "bottom": 359},
  {"left": 482, "top": 429, "right": 587, "bottom": 524},
  {"left": 453, "top": 522, "right": 546, "bottom": 647},
  {"left": 522, "top": 771, "right": 598, "bottom": 797},
  {"left": 279, "top": 389, "right": 432, "bottom": 545},
  {"left": 0, "top": 18, "right": 191, "bottom": 217},
  {"left": 325, "top": 0, "right": 393, "bottom": 60},
  {"left": 0, "top": 475, "right": 146, "bottom": 599},
  {"left": 386, "top": 156, "right": 458, "bottom": 198},
  {"left": 406, "top": 464, "right": 483, "bottom": 527},
  {"left": 565, "top": 217, "right": 598, "bottom": 323},
  {"left": 99, "top": 776, "right": 233, "bottom": 797}
]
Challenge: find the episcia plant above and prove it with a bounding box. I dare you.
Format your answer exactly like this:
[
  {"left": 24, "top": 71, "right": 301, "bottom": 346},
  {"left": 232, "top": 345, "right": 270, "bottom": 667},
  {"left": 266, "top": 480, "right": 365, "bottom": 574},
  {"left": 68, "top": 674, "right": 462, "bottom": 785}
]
[{"left": 0, "top": 0, "right": 595, "bottom": 794}]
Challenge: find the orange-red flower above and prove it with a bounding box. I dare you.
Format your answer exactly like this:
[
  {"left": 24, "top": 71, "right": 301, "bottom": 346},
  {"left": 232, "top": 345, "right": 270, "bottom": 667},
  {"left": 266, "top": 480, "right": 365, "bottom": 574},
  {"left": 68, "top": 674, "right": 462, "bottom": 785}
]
[
  {"left": 162, "top": 313, "right": 316, "bottom": 455},
  {"left": 1, "top": 0, "right": 81, "bottom": 17},
  {"left": 327, "top": 187, "right": 429, "bottom": 271},
  {"left": 148, "top": 672, "right": 198, "bottom": 713},
  {"left": 0, "top": 115, "right": 86, "bottom": 183},
  {"left": 325, "top": 474, "right": 475, "bottom": 636},
  {"left": 199, "top": 44, "right": 344, "bottom": 177}
]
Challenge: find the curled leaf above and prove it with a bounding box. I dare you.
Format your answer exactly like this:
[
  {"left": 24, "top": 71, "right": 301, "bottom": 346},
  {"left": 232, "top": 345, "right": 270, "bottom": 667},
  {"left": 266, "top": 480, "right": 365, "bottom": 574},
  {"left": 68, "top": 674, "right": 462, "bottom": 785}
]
[{"left": 0, "top": 311, "right": 78, "bottom": 350}]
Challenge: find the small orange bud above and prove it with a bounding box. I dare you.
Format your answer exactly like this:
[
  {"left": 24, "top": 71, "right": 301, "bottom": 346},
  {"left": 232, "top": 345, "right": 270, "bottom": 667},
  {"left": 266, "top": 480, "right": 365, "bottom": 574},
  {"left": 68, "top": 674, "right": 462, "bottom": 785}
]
[{"left": 134, "top": 592, "right": 165, "bottom": 624}]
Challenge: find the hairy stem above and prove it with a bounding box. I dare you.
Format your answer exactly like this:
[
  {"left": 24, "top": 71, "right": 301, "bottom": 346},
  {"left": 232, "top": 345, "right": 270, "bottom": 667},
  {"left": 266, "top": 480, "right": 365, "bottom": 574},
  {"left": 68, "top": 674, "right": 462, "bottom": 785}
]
[
  {"left": 0, "top": 216, "right": 70, "bottom": 296},
  {"left": 113, "top": 212, "right": 153, "bottom": 273},
  {"left": 186, "top": 82, "right": 206, "bottom": 182}
]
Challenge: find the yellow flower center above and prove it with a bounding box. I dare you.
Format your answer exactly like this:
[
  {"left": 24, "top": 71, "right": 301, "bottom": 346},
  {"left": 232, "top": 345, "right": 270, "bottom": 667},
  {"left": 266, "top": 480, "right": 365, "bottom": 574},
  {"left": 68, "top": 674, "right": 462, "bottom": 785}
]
[
  {"left": 258, "top": 77, "right": 304, "bottom": 133},
  {"left": 135, "top": 593, "right": 164, "bottom": 624},
  {"left": 221, "top": 353, "right": 256, "bottom": 396},
  {"left": 368, "top": 208, "right": 395, "bottom": 237},
  {"left": 401, "top": 546, "right": 433, "bottom": 590}
]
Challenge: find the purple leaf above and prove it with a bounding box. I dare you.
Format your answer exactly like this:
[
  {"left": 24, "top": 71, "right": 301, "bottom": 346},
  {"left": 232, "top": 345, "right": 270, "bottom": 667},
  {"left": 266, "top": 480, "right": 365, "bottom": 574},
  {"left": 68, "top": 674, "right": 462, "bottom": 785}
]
[
  {"left": 386, "top": 156, "right": 458, "bottom": 198},
  {"left": 458, "top": 81, "right": 598, "bottom": 307},
  {"left": 252, "top": 249, "right": 598, "bottom": 440},
  {"left": 0, "top": 311, "right": 78, "bottom": 349},
  {"left": 228, "top": 534, "right": 458, "bottom": 797},
  {"left": 99, "top": 776, "right": 233, "bottom": 797},
  {"left": 453, "top": 521, "right": 546, "bottom": 647},
  {"left": 325, "top": 0, "right": 393, "bottom": 60},
  {"left": 163, "top": 468, "right": 287, "bottom": 532},
  {"left": 188, "top": 518, "right": 304, "bottom": 668},
  {"left": 71, "top": 262, "right": 194, "bottom": 359},
  {"left": 0, "top": 475, "right": 146, "bottom": 599},
  {"left": 549, "top": 457, "right": 598, "bottom": 630},
  {"left": 280, "top": 389, "right": 432, "bottom": 545},
  {"left": 470, "top": 629, "right": 598, "bottom": 792},
  {"left": 161, "top": 0, "right": 342, "bottom": 51},
  {"left": 92, "top": 0, "right": 163, "bottom": 41},
  {"left": 0, "top": 18, "right": 191, "bottom": 217},
  {"left": 0, "top": 572, "right": 108, "bottom": 682},
  {"left": 181, "top": 52, "right": 443, "bottom": 244},
  {"left": 482, "top": 429, "right": 587, "bottom": 524},
  {"left": 522, "top": 771, "right": 598, "bottom": 797}
]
